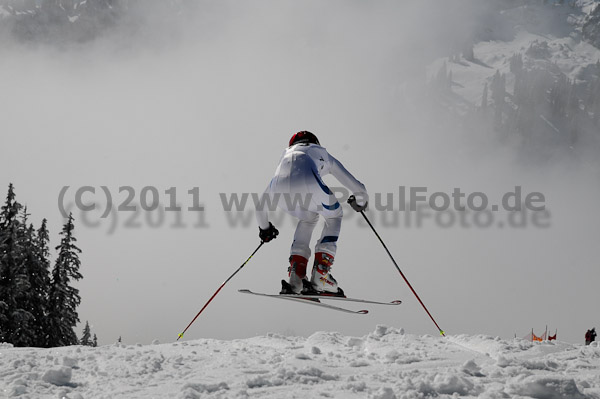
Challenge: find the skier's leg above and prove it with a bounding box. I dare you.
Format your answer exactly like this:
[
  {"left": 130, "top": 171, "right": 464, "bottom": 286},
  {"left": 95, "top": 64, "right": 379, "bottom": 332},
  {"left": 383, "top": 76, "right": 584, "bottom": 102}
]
[
  {"left": 314, "top": 214, "right": 342, "bottom": 257},
  {"left": 304, "top": 174, "right": 344, "bottom": 295},
  {"left": 310, "top": 213, "right": 343, "bottom": 294},
  {"left": 281, "top": 210, "right": 319, "bottom": 295},
  {"left": 290, "top": 213, "right": 319, "bottom": 260}
]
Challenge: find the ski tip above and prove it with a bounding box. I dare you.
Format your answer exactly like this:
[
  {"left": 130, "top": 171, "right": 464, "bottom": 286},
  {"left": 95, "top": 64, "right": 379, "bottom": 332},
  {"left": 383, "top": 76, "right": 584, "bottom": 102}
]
[
  {"left": 358, "top": 310, "right": 369, "bottom": 314},
  {"left": 238, "top": 289, "right": 251, "bottom": 293},
  {"left": 391, "top": 300, "right": 403, "bottom": 305}
]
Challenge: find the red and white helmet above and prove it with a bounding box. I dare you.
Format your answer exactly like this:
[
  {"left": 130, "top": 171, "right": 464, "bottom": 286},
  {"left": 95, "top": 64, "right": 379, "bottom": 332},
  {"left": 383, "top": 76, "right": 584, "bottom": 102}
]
[{"left": 289, "top": 131, "right": 320, "bottom": 147}]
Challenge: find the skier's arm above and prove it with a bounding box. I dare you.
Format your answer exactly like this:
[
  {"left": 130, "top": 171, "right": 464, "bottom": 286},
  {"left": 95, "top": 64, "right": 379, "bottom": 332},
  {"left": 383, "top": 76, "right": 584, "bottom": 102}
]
[
  {"left": 255, "top": 184, "right": 279, "bottom": 242},
  {"left": 329, "top": 155, "right": 369, "bottom": 206},
  {"left": 256, "top": 151, "right": 287, "bottom": 241},
  {"left": 255, "top": 184, "right": 272, "bottom": 231}
]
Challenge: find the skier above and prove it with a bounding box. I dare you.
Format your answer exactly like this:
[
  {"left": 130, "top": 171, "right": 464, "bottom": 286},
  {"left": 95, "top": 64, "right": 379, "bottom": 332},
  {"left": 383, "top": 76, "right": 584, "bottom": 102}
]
[
  {"left": 256, "top": 131, "right": 368, "bottom": 296},
  {"left": 585, "top": 328, "right": 596, "bottom": 345}
]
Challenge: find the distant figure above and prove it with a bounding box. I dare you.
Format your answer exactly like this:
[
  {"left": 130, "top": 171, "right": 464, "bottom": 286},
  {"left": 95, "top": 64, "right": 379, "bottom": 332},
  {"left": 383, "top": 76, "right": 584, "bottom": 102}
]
[{"left": 585, "top": 328, "right": 596, "bottom": 345}]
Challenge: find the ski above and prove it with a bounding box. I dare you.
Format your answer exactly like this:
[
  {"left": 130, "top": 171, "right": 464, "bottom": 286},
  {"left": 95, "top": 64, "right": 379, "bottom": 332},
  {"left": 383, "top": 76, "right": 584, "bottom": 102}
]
[
  {"left": 279, "top": 293, "right": 402, "bottom": 306},
  {"left": 238, "top": 289, "right": 369, "bottom": 314}
]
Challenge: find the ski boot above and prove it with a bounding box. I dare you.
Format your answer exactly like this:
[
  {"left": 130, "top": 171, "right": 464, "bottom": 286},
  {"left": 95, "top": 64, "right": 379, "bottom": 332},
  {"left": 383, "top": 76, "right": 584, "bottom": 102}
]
[
  {"left": 308, "top": 252, "right": 345, "bottom": 297},
  {"left": 280, "top": 255, "right": 308, "bottom": 295}
]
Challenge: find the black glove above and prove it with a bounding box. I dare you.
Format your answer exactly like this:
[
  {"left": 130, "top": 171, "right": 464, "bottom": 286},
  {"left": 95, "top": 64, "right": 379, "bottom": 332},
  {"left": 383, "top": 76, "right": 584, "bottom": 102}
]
[
  {"left": 259, "top": 222, "right": 279, "bottom": 243},
  {"left": 347, "top": 195, "right": 368, "bottom": 212}
]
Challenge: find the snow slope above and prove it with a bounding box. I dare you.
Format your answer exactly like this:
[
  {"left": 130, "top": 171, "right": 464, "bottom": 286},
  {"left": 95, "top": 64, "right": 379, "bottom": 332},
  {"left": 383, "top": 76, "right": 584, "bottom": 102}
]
[
  {"left": 428, "top": 1, "right": 600, "bottom": 112},
  {"left": 2, "top": 325, "right": 600, "bottom": 399}
]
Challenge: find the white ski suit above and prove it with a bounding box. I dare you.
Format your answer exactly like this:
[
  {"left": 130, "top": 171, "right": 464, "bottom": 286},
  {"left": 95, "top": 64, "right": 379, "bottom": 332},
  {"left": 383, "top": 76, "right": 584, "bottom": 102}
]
[{"left": 256, "top": 143, "right": 368, "bottom": 260}]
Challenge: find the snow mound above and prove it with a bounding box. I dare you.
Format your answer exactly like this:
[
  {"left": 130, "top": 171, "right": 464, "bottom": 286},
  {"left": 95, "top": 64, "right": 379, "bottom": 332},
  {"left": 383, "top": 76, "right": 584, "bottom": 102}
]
[
  {"left": 42, "top": 367, "right": 73, "bottom": 386},
  {"left": 1, "top": 326, "right": 599, "bottom": 398},
  {"left": 506, "top": 375, "right": 586, "bottom": 399},
  {"left": 180, "top": 382, "right": 229, "bottom": 398}
]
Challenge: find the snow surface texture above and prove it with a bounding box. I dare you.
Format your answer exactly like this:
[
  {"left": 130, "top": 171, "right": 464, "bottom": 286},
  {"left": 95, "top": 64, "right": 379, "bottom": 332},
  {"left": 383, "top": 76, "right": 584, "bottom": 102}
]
[{"left": 2, "top": 325, "right": 600, "bottom": 399}]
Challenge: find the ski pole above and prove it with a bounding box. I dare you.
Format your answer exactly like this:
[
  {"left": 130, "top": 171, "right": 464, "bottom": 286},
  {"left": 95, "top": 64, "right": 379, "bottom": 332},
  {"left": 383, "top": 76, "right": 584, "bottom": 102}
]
[
  {"left": 177, "top": 241, "right": 265, "bottom": 341},
  {"left": 358, "top": 209, "right": 446, "bottom": 337}
]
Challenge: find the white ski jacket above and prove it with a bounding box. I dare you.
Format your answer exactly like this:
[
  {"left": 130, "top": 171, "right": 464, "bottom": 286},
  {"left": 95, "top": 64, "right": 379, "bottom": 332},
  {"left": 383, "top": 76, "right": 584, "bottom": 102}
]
[{"left": 256, "top": 143, "right": 368, "bottom": 230}]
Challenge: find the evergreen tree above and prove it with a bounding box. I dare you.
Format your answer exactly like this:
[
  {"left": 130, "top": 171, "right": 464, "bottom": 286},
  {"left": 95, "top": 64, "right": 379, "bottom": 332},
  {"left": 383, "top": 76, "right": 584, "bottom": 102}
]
[
  {"left": 25, "top": 221, "right": 51, "bottom": 347},
  {"left": 9, "top": 208, "right": 40, "bottom": 347},
  {"left": 550, "top": 74, "right": 569, "bottom": 117},
  {"left": 510, "top": 53, "right": 524, "bottom": 76},
  {"left": 592, "top": 77, "right": 600, "bottom": 126},
  {"left": 566, "top": 82, "right": 582, "bottom": 143},
  {"left": 80, "top": 321, "right": 92, "bottom": 346},
  {"left": 463, "top": 42, "right": 475, "bottom": 62},
  {"left": 93, "top": 334, "right": 98, "bottom": 347},
  {"left": 435, "top": 62, "right": 448, "bottom": 90},
  {"left": 13, "top": 209, "right": 55, "bottom": 347},
  {"left": 566, "top": 81, "right": 581, "bottom": 119},
  {"left": 46, "top": 213, "right": 83, "bottom": 347},
  {"left": 491, "top": 70, "right": 506, "bottom": 127},
  {"left": 481, "top": 83, "right": 488, "bottom": 109},
  {"left": 35, "top": 219, "right": 52, "bottom": 347},
  {"left": 36, "top": 219, "right": 51, "bottom": 262},
  {"left": 0, "top": 184, "right": 22, "bottom": 344}
]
